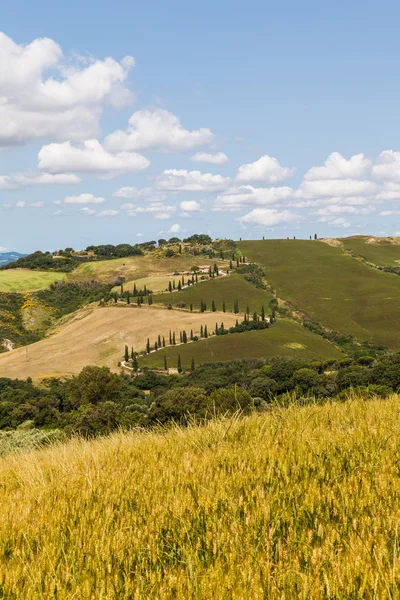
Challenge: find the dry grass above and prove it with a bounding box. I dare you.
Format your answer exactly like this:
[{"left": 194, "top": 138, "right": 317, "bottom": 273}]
[
  {"left": 1, "top": 396, "right": 400, "bottom": 597},
  {"left": 0, "top": 305, "right": 237, "bottom": 380}
]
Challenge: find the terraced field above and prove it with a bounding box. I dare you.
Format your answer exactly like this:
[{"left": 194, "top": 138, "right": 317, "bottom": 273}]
[
  {"left": 240, "top": 239, "right": 400, "bottom": 350},
  {"left": 0, "top": 269, "right": 65, "bottom": 293},
  {"left": 153, "top": 272, "right": 274, "bottom": 314},
  {"left": 340, "top": 236, "right": 400, "bottom": 266},
  {"left": 141, "top": 319, "right": 344, "bottom": 370}
]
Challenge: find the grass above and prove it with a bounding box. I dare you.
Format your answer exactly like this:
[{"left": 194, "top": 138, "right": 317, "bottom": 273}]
[
  {"left": 0, "top": 305, "right": 238, "bottom": 381},
  {"left": 153, "top": 272, "right": 274, "bottom": 313},
  {"left": 0, "top": 269, "right": 65, "bottom": 293},
  {"left": 341, "top": 235, "right": 400, "bottom": 266},
  {"left": 1, "top": 396, "right": 400, "bottom": 597},
  {"left": 113, "top": 275, "right": 177, "bottom": 294},
  {"left": 70, "top": 256, "right": 223, "bottom": 284},
  {"left": 141, "top": 319, "right": 344, "bottom": 369},
  {"left": 240, "top": 239, "right": 400, "bottom": 350}
]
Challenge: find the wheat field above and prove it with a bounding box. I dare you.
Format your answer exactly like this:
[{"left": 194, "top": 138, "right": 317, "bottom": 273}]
[{"left": 1, "top": 396, "right": 400, "bottom": 598}]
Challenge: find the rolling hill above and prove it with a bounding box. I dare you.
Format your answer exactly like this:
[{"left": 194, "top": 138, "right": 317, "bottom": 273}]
[
  {"left": 0, "top": 269, "right": 66, "bottom": 293},
  {"left": 340, "top": 235, "right": 400, "bottom": 267},
  {"left": 240, "top": 239, "right": 400, "bottom": 350}
]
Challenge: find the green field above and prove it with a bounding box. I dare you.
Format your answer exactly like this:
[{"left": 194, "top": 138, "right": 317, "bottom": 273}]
[
  {"left": 153, "top": 272, "right": 274, "bottom": 314},
  {"left": 240, "top": 239, "right": 400, "bottom": 350},
  {"left": 113, "top": 275, "right": 175, "bottom": 294},
  {"left": 0, "top": 269, "right": 65, "bottom": 293},
  {"left": 140, "top": 319, "right": 344, "bottom": 369},
  {"left": 340, "top": 236, "right": 400, "bottom": 266}
]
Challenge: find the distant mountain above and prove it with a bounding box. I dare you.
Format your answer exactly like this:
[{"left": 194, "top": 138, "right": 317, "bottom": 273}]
[{"left": 0, "top": 252, "right": 27, "bottom": 266}]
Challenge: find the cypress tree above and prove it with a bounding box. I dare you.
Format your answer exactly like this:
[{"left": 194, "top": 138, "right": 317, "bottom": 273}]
[
  {"left": 191, "top": 357, "right": 195, "bottom": 371},
  {"left": 229, "top": 260, "right": 233, "bottom": 269},
  {"left": 190, "top": 329, "right": 194, "bottom": 340},
  {"left": 169, "top": 281, "right": 172, "bottom": 293},
  {"left": 183, "top": 330, "right": 187, "bottom": 344},
  {"left": 182, "top": 275, "right": 185, "bottom": 286},
  {"left": 195, "top": 273, "right": 198, "bottom": 283},
  {"left": 261, "top": 305, "right": 265, "bottom": 321},
  {"left": 164, "top": 355, "right": 168, "bottom": 371},
  {"left": 234, "top": 299, "right": 239, "bottom": 314},
  {"left": 173, "top": 280, "right": 176, "bottom": 289},
  {"left": 131, "top": 347, "right": 134, "bottom": 360},
  {"left": 133, "top": 283, "right": 137, "bottom": 296},
  {"left": 200, "top": 325, "right": 204, "bottom": 337},
  {"left": 158, "top": 334, "right": 162, "bottom": 347},
  {"left": 212, "top": 300, "right": 216, "bottom": 312},
  {"left": 180, "top": 331, "right": 183, "bottom": 343},
  {"left": 146, "top": 338, "right": 151, "bottom": 354},
  {"left": 204, "top": 325, "right": 208, "bottom": 338},
  {"left": 215, "top": 322, "right": 219, "bottom": 335},
  {"left": 173, "top": 332, "right": 176, "bottom": 345},
  {"left": 132, "top": 353, "right": 138, "bottom": 373},
  {"left": 155, "top": 341, "right": 158, "bottom": 351},
  {"left": 144, "top": 285, "right": 147, "bottom": 295},
  {"left": 124, "top": 345, "right": 129, "bottom": 362},
  {"left": 236, "top": 258, "right": 240, "bottom": 267},
  {"left": 191, "top": 275, "right": 195, "bottom": 284},
  {"left": 246, "top": 305, "right": 250, "bottom": 317},
  {"left": 178, "top": 281, "right": 182, "bottom": 291},
  {"left": 127, "top": 292, "right": 131, "bottom": 305},
  {"left": 253, "top": 311, "right": 257, "bottom": 322},
  {"left": 177, "top": 354, "right": 182, "bottom": 373},
  {"left": 162, "top": 337, "right": 166, "bottom": 348},
  {"left": 190, "top": 303, "right": 193, "bottom": 312},
  {"left": 222, "top": 300, "right": 226, "bottom": 313},
  {"left": 209, "top": 266, "right": 212, "bottom": 277},
  {"left": 169, "top": 330, "right": 172, "bottom": 345}
]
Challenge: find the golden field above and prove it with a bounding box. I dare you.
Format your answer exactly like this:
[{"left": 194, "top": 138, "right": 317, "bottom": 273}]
[{"left": 1, "top": 396, "right": 400, "bottom": 598}]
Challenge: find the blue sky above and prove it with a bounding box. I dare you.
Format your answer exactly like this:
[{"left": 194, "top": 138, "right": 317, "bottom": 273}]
[{"left": 2, "top": 0, "right": 400, "bottom": 252}]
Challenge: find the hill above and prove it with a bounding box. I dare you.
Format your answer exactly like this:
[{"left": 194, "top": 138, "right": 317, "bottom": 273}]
[
  {"left": 153, "top": 272, "right": 273, "bottom": 313},
  {"left": 0, "top": 269, "right": 66, "bottom": 293},
  {"left": 0, "top": 396, "right": 399, "bottom": 598},
  {"left": 141, "top": 318, "right": 344, "bottom": 369},
  {"left": 340, "top": 235, "right": 400, "bottom": 267},
  {"left": 240, "top": 239, "right": 400, "bottom": 350},
  {"left": 0, "top": 252, "right": 26, "bottom": 266},
  {"left": 0, "top": 305, "right": 238, "bottom": 380}
]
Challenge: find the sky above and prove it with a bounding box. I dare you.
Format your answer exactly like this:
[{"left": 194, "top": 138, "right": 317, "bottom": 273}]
[{"left": 3, "top": 0, "right": 400, "bottom": 252}]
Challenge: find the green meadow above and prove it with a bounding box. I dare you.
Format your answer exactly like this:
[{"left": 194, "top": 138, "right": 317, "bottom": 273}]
[
  {"left": 341, "top": 235, "right": 400, "bottom": 266},
  {"left": 0, "top": 269, "right": 65, "bottom": 293}
]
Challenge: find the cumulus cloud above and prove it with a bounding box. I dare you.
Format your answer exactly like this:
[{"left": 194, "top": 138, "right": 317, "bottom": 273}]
[
  {"left": 311, "top": 205, "right": 375, "bottom": 217},
  {"left": 373, "top": 150, "right": 400, "bottom": 182},
  {"left": 179, "top": 200, "right": 202, "bottom": 211},
  {"left": 317, "top": 216, "right": 351, "bottom": 228},
  {"left": 190, "top": 152, "right": 229, "bottom": 165},
  {"left": 81, "top": 207, "right": 96, "bottom": 216},
  {"left": 167, "top": 224, "right": 181, "bottom": 233},
  {"left": 123, "top": 202, "right": 177, "bottom": 220},
  {"left": 156, "top": 169, "right": 231, "bottom": 192},
  {"left": 305, "top": 152, "right": 371, "bottom": 180},
  {"left": 237, "top": 155, "right": 295, "bottom": 184},
  {"left": 380, "top": 210, "right": 400, "bottom": 216},
  {"left": 214, "top": 185, "right": 293, "bottom": 211},
  {"left": 0, "top": 32, "right": 134, "bottom": 146},
  {"left": 113, "top": 186, "right": 168, "bottom": 202},
  {"left": 0, "top": 172, "right": 80, "bottom": 190},
  {"left": 63, "top": 193, "right": 106, "bottom": 205},
  {"left": 297, "top": 178, "right": 377, "bottom": 199},
  {"left": 97, "top": 210, "right": 119, "bottom": 217},
  {"left": 38, "top": 139, "right": 149, "bottom": 178},
  {"left": 236, "top": 208, "right": 303, "bottom": 227},
  {"left": 104, "top": 109, "right": 214, "bottom": 153},
  {"left": 376, "top": 182, "right": 400, "bottom": 201}
]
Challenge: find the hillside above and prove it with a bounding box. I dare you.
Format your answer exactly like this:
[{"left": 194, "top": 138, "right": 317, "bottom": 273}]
[
  {"left": 240, "top": 239, "right": 400, "bottom": 350},
  {"left": 341, "top": 235, "right": 400, "bottom": 267},
  {"left": 0, "top": 305, "right": 238, "bottom": 380},
  {"left": 141, "top": 318, "right": 344, "bottom": 369},
  {"left": 1, "top": 396, "right": 399, "bottom": 598},
  {"left": 0, "top": 269, "right": 66, "bottom": 293}
]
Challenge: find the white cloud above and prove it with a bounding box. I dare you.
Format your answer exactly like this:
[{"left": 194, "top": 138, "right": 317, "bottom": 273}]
[
  {"left": 297, "top": 178, "right": 377, "bottom": 198},
  {"left": 97, "top": 209, "right": 119, "bottom": 217},
  {"left": 0, "top": 32, "right": 134, "bottom": 146},
  {"left": 105, "top": 109, "right": 214, "bottom": 153},
  {"left": 63, "top": 193, "right": 106, "bottom": 205},
  {"left": 38, "top": 139, "right": 149, "bottom": 178},
  {"left": 190, "top": 151, "right": 229, "bottom": 165},
  {"left": 179, "top": 200, "right": 202, "bottom": 211},
  {"left": 0, "top": 172, "right": 80, "bottom": 190},
  {"left": 16, "top": 201, "right": 26, "bottom": 208},
  {"left": 376, "top": 182, "right": 400, "bottom": 201},
  {"left": 214, "top": 185, "right": 293, "bottom": 211},
  {"left": 380, "top": 210, "right": 400, "bottom": 216},
  {"left": 0, "top": 246, "right": 7, "bottom": 252},
  {"left": 156, "top": 169, "right": 231, "bottom": 192},
  {"left": 113, "top": 186, "right": 168, "bottom": 202},
  {"left": 136, "top": 233, "right": 143, "bottom": 237},
  {"left": 237, "top": 155, "right": 295, "bottom": 183},
  {"left": 81, "top": 207, "right": 96, "bottom": 216},
  {"left": 311, "top": 205, "right": 375, "bottom": 216},
  {"left": 30, "top": 202, "right": 44, "bottom": 208},
  {"left": 373, "top": 150, "right": 400, "bottom": 182},
  {"left": 124, "top": 203, "right": 177, "bottom": 220},
  {"left": 318, "top": 216, "right": 351, "bottom": 228},
  {"left": 236, "top": 208, "right": 303, "bottom": 227},
  {"left": 167, "top": 224, "right": 181, "bottom": 233},
  {"left": 305, "top": 152, "right": 371, "bottom": 181}
]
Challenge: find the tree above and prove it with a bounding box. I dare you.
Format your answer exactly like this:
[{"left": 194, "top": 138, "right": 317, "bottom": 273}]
[
  {"left": 191, "top": 357, "right": 195, "bottom": 372},
  {"left": 164, "top": 355, "right": 168, "bottom": 371},
  {"left": 200, "top": 325, "right": 204, "bottom": 337},
  {"left": 253, "top": 311, "right": 257, "bottom": 322},
  {"left": 132, "top": 353, "right": 139, "bottom": 373},
  {"left": 131, "top": 347, "right": 134, "bottom": 360},
  {"left": 190, "top": 329, "right": 194, "bottom": 341},
  {"left": 180, "top": 331, "right": 183, "bottom": 343},
  {"left": 190, "top": 303, "right": 193, "bottom": 312},
  {"left": 177, "top": 354, "right": 183, "bottom": 374},
  {"left": 314, "top": 233, "right": 318, "bottom": 240},
  {"left": 229, "top": 260, "right": 233, "bottom": 269},
  {"left": 133, "top": 283, "right": 137, "bottom": 296},
  {"left": 234, "top": 299, "right": 239, "bottom": 314},
  {"left": 178, "top": 281, "right": 182, "bottom": 291},
  {"left": 214, "top": 263, "right": 219, "bottom": 276},
  {"left": 162, "top": 337, "right": 166, "bottom": 348},
  {"left": 169, "top": 281, "right": 172, "bottom": 293},
  {"left": 261, "top": 305, "right": 265, "bottom": 321},
  {"left": 212, "top": 300, "right": 216, "bottom": 312},
  {"left": 207, "top": 386, "right": 253, "bottom": 416},
  {"left": 204, "top": 325, "right": 208, "bottom": 338},
  {"left": 146, "top": 339, "right": 151, "bottom": 354},
  {"left": 124, "top": 345, "right": 129, "bottom": 362},
  {"left": 158, "top": 335, "right": 162, "bottom": 347},
  {"left": 182, "top": 330, "right": 187, "bottom": 344},
  {"left": 155, "top": 341, "right": 158, "bottom": 351},
  {"left": 172, "top": 332, "right": 176, "bottom": 345},
  {"left": 126, "top": 292, "right": 131, "bottom": 305},
  {"left": 169, "top": 330, "right": 172, "bottom": 345}
]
